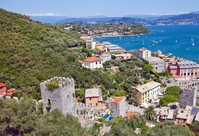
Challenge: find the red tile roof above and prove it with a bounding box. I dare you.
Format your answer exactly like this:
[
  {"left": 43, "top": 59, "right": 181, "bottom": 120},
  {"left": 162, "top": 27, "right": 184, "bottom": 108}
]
[
  {"left": 6, "top": 88, "right": 16, "bottom": 93},
  {"left": 112, "top": 97, "right": 125, "bottom": 103},
  {"left": 0, "top": 83, "right": 6, "bottom": 87},
  {"left": 84, "top": 56, "right": 102, "bottom": 62},
  {"left": 126, "top": 112, "right": 139, "bottom": 120},
  {"left": 139, "top": 48, "right": 146, "bottom": 52},
  {"left": 78, "top": 60, "right": 83, "bottom": 64}
]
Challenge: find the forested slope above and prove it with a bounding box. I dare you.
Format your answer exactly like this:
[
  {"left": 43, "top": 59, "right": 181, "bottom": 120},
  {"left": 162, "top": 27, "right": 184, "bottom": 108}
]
[{"left": 0, "top": 9, "right": 86, "bottom": 97}]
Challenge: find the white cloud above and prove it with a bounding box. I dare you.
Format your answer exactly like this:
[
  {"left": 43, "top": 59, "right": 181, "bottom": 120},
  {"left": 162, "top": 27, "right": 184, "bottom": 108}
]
[{"left": 27, "top": 13, "right": 61, "bottom": 16}]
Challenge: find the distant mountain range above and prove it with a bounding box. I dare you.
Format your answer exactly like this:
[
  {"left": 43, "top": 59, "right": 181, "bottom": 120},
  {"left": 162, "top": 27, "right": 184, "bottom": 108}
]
[{"left": 30, "top": 11, "right": 199, "bottom": 25}]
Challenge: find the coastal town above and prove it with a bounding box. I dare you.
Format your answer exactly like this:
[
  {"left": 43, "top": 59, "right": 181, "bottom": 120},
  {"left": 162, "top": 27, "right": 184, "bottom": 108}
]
[
  {"left": 2, "top": 31, "right": 199, "bottom": 135},
  {"left": 1, "top": 7, "right": 199, "bottom": 135}
]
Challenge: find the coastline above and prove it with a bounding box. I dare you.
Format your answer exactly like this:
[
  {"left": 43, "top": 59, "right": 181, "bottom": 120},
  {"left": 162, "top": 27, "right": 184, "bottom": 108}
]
[{"left": 94, "top": 25, "right": 199, "bottom": 63}]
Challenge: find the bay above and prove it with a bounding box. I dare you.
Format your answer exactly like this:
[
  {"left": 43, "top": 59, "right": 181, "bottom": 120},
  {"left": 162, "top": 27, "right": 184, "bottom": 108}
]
[{"left": 95, "top": 25, "right": 199, "bottom": 63}]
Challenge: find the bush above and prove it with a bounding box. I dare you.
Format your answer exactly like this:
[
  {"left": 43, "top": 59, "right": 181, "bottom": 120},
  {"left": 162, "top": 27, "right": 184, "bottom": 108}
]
[
  {"left": 46, "top": 81, "right": 59, "bottom": 91},
  {"left": 112, "top": 91, "right": 126, "bottom": 97}
]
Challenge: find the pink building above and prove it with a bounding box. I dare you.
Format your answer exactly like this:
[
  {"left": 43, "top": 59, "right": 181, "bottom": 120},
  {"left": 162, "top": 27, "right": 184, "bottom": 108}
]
[
  {"left": 85, "top": 88, "right": 103, "bottom": 108},
  {"left": 168, "top": 61, "right": 199, "bottom": 80},
  {"left": 6, "top": 88, "right": 16, "bottom": 96},
  {"left": 0, "top": 83, "right": 6, "bottom": 96}
]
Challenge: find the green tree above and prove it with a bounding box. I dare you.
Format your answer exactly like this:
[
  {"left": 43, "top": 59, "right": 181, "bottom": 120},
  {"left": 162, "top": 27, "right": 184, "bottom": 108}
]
[
  {"left": 144, "top": 105, "right": 156, "bottom": 120},
  {"left": 147, "top": 120, "right": 192, "bottom": 136},
  {"left": 0, "top": 97, "right": 40, "bottom": 135},
  {"left": 160, "top": 86, "right": 180, "bottom": 106},
  {"left": 144, "top": 64, "right": 153, "bottom": 72},
  {"left": 34, "top": 109, "right": 85, "bottom": 136}
]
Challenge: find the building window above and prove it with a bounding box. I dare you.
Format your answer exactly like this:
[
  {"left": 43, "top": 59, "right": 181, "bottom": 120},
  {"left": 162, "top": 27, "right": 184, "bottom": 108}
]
[
  {"left": 96, "top": 103, "right": 98, "bottom": 106},
  {"left": 191, "top": 72, "right": 193, "bottom": 75},
  {"left": 90, "top": 98, "right": 92, "bottom": 100},
  {"left": 188, "top": 73, "right": 190, "bottom": 75},
  {"left": 184, "top": 73, "right": 186, "bottom": 76},
  {"left": 96, "top": 62, "right": 97, "bottom": 64}
]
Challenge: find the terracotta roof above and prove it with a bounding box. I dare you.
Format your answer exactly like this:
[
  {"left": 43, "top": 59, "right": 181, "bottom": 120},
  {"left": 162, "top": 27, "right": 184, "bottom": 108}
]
[
  {"left": 6, "top": 88, "right": 16, "bottom": 93},
  {"left": 112, "top": 97, "right": 125, "bottom": 103},
  {"left": 139, "top": 48, "right": 146, "bottom": 52},
  {"left": 126, "top": 112, "right": 139, "bottom": 119},
  {"left": 0, "top": 83, "right": 6, "bottom": 87},
  {"left": 84, "top": 56, "right": 102, "bottom": 62},
  {"left": 78, "top": 60, "right": 83, "bottom": 64}
]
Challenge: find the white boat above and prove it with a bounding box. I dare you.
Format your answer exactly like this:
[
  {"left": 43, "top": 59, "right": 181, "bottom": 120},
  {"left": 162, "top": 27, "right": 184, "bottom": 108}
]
[
  {"left": 168, "top": 53, "right": 172, "bottom": 56},
  {"left": 175, "top": 40, "right": 178, "bottom": 43},
  {"left": 186, "top": 48, "right": 190, "bottom": 50}
]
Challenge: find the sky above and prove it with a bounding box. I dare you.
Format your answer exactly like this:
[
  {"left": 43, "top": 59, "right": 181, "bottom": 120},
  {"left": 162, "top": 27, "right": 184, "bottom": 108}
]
[{"left": 0, "top": 0, "right": 199, "bottom": 17}]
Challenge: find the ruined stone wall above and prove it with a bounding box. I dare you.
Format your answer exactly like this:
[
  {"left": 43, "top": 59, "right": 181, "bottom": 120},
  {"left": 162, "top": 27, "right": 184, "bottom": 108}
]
[
  {"left": 40, "top": 77, "right": 76, "bottom": 116},
  {"left": 179, "top": 87, "right": 197, "bottom": 109}
]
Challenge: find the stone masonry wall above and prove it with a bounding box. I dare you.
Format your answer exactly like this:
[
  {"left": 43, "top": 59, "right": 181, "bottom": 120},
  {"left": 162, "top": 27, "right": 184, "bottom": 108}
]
[
  {"left": 40, "top": 77, "right": 76, "bottom": 116},
  {"left": 179, "top": 87, "right": 197, "bottom": 109}
]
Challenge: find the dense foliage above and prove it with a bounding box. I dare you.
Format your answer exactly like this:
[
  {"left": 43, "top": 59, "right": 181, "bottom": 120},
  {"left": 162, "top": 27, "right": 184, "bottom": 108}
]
[
  {"left": 0, "top": 98, "right": 85, "bottom": 136},
  {"left": 147, "top": 120, "right": 192, "bottom": 136},
  {"left": 159, "top": 86, "right": 180, "bottom": 106},
  {"left": 60, "top": 23, "right": 151, "bottom": 36},
  {"left": 0, "top": 9, "right": 87, "bottom": 97},
  {"left": 105, "top": 116, "right": 146, "bottom": 136}
]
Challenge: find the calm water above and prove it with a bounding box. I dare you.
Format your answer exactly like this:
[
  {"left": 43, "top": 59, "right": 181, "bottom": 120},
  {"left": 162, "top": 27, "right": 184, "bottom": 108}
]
[{"left": 95, "top": 25, "right": 199, "bottom": 63}]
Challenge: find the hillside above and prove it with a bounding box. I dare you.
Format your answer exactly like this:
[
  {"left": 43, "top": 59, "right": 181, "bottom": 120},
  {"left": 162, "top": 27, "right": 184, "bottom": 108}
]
[
  {"left": 60, "top": 23, "right": 150, "bottom": 36},
  {"left": 0, "top": 9, "right": 86, "bottom": 98}
]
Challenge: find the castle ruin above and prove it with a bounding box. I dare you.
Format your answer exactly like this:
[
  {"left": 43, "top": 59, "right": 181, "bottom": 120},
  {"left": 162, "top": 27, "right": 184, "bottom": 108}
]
[
  {"left": 179, "top": 86, "right": 197, "bottom": 109},
  {"left": 40, "top": 77, "right": 76, "bottom": 116}
]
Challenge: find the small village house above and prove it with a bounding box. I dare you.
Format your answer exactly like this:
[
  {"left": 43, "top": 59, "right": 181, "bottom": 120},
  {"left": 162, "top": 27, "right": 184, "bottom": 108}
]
[
  {"left": 95, "top": 42, "right": 104, "bottom": 51},
  {"left": 137, "top": 48, "right": 151, "bottom": 60},
  {"left": 80, "top": 35, "right": 96, "bottom": 50},
  {"left": 0, "top": 83, "right": 16, "bottom": 96},
  {"left": 100, "top": 54, "right": 112, "bottom": 63},
  {"left": 0, "top": 83, "right": 6, "bottom": 96},
  {"left": 85, "top": 88, "right": 103, "bottom": 107},
  {"left": 108, "top": 97, "right": 126, "bottom": 118},
  {"left": 81, "top": 56, "right": 103, "bottom": 70},
  {"left": 134, "top": 81, "right": 161, "bottom": 105},
  {"left": 6, "top": 88, "right": 16, "bottom": 96},
  {"left": 144, "top": 57, "right": 165, "bottom": 73},
  {"left": 112, "top": 53, "right": 133, "bottom": 61}
]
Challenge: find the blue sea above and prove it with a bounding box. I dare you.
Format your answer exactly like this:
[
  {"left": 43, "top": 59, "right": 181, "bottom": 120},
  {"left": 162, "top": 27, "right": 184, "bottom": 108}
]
[{"left": 95, "top": 25, "right": 199, "bottom": 63}]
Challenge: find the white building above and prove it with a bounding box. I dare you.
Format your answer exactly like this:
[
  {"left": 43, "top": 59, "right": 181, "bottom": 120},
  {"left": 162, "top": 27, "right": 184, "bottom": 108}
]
[
  {"left": 144, "top": 57, "right": 165, "bottom": 73},
  {"left": 138, "top": 48, "right": 151, "bottom": 60},
  {"left": 82, "top": 56, "right": 103, "bottom": 70},
  {"left": 100, "top": 54, "right": 112, "bottom": 63}
]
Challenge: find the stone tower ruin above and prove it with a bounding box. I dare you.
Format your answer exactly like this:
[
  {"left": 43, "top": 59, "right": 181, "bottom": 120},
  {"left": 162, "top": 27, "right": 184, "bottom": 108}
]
[
  {"left": 179, "top": 86, "right": 197, "bottom": 109},
  {"left": 40, "top": 77, "right": 76, "bottom": 116}
]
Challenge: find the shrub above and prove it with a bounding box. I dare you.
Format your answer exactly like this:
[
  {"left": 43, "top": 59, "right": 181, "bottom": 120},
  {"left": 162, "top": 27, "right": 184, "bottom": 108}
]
[
  {"left": 46, "top": 80, "right": 59, "bottom": 91},
  {"left": 112, "top": 91, "right": 126, "bottom": 97}
]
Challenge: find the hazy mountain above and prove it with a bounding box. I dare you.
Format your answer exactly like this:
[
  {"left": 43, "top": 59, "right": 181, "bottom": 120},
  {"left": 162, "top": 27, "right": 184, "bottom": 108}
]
[
  {"left": 30, "top": 11, "right": 199, "bottom": 25},
  {"left": 30, "top": 16, "right": 69, "bottom": 24},
  {"left": 56, "top": 17, "right": 120, "bottom": 24}
]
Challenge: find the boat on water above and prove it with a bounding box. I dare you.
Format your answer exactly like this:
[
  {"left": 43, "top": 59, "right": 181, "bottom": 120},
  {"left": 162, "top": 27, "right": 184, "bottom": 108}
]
[
  {"left": 186, "top": 48, "right": 190, "bottom": 50},
  {"left": 175, "top": 40, "right": 178, "bottom": 43},
  {"left": 168, "top": 53, "right": 173, "bottom": 56}
]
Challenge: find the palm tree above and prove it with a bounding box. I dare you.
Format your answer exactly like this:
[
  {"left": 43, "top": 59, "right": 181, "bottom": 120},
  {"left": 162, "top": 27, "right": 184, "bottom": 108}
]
[{"left": 144, "top": 105, "right": 156, "bottom": 120}]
